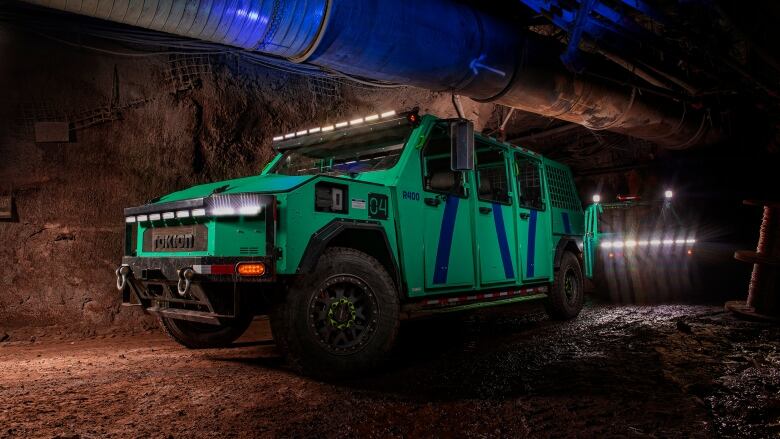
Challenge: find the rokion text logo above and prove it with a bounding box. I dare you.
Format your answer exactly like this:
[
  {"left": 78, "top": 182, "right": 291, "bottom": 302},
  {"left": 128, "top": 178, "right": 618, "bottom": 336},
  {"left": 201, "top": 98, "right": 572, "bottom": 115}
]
[{"left": 153, "top": 233, "right": 195, "bottom": 250}]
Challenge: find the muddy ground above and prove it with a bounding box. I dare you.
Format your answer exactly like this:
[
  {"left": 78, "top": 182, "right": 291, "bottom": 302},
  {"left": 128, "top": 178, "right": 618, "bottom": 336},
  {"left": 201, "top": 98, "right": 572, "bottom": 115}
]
[{"left": 1, "top": 302, "right": 778, "bottom": 438}]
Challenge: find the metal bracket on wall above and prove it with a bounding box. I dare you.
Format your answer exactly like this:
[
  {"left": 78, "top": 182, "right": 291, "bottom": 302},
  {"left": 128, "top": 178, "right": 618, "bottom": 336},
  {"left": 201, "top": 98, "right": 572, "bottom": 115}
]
[{"left": 0, "top": 195, "right": 14, "bottom": 220}]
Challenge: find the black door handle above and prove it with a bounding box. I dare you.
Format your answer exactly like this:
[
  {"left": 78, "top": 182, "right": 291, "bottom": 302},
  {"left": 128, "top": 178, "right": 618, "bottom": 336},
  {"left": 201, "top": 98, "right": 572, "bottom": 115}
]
[
  {"left": 519, "top": 212, "right": 530, "bottom": 220},
  {"left": 479, "top": 207, "right": 492, "bottom": 214},
  {"left": 424, "top": 197, "right": 441, "bottom": 207}
]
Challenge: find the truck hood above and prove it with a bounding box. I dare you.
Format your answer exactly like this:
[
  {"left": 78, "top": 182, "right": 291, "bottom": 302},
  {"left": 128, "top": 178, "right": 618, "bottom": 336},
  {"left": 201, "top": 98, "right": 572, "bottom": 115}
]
[{"left": 157, "top": 174, "right": 313, "bottom": 203}]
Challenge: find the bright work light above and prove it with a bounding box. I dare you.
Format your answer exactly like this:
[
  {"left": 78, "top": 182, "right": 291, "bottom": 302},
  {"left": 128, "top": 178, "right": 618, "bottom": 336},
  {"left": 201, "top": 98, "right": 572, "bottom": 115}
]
[
  {"left": 273, "top": 110, "right": 400, "bottom": 142},
  {"left": 664, "top": 190, "right": 673, "bottom": 199},
  {"left": 211, "top": 207, "right": 236, "bottom": 216}
]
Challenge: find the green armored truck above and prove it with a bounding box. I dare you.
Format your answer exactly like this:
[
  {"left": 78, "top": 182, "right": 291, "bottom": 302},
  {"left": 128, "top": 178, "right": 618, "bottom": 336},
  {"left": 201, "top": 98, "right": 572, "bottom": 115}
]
[{"left": 117, "top": 109, "right": 594, "bottom": 377}]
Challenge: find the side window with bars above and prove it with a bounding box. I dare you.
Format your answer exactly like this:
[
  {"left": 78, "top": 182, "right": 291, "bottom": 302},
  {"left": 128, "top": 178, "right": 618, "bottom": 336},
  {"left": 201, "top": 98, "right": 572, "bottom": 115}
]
[
  {"left": 515, "top": 154, "right": 545, "bottom": 210},
  {"left": 476, "top": 145, "right": 511, "bottom": 204},
  {"left": 545, "top": 164, "right": 581, "bottom": 211},
  {"left": 422, "top": 122, "right": 467, "bottom": 197}
]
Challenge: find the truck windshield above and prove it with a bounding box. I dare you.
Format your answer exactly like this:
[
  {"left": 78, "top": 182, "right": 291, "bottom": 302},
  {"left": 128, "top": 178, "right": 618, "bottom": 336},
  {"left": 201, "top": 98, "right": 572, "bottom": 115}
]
[{"left": 270, "top": 124, "right": 412, "bottom": 176}]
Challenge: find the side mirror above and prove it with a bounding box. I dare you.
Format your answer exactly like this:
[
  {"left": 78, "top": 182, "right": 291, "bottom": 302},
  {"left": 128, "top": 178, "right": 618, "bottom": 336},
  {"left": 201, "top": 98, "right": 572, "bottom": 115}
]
[{"left": 450, "top": 119, "right": 474, "bottom": 171}]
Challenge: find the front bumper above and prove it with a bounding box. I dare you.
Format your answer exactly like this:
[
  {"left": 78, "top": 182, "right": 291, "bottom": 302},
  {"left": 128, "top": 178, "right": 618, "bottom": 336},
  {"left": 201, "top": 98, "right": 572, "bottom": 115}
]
[{"left": 118, "top": 256, "right": 276, "bottom": 325}]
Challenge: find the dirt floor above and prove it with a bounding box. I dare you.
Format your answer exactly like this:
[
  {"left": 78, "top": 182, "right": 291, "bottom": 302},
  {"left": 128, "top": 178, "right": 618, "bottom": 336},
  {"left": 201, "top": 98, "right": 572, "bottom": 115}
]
[{"left": 1, "top": 302, "right": 779, "bottom": 438}]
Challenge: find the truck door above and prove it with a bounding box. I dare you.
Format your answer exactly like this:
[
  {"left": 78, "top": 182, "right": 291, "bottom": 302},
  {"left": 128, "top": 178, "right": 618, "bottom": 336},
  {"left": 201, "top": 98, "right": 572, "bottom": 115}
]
[
  {"left": 514, "top": 153, "right": 553, "bottom": 282},
  {"left": 421, "top": 122, "right": 476, "bottom": 290},
  {"left": 474, "top": 142, "right": 517, "bottom": 286}
]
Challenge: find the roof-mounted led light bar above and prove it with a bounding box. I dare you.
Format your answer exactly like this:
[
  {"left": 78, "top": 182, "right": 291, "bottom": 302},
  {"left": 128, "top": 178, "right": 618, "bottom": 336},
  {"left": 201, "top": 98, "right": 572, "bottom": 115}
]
[{"left": 272, "top": 110, "right": 398, "bottom": 143}]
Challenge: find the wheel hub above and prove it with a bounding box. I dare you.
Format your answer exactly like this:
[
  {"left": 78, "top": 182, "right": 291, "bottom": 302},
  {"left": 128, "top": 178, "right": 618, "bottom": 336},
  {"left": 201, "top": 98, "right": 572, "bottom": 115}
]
[
  {"left": 328, "top": 298, "right": 357, "bottom": 329},
  {"left": 307, "top": 275, "right": 379, "bottom": 355},
  {"left": 564, "top": 268, "right": 577, "bottom": 302}
]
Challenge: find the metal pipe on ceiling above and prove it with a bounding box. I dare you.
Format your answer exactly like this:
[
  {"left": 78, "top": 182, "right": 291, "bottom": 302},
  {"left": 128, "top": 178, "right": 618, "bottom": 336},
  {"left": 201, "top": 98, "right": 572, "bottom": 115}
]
[{"left": 22, "top": 0, "right": 718, "bottom": 148}]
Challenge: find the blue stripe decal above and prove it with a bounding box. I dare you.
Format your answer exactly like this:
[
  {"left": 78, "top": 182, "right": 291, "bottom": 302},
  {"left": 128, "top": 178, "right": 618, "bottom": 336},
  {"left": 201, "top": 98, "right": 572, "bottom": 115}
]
[
  {"left": 492, "top": 203, "right": 514, "bottom": 279},
  {"left": 562, "top": 212, "right": 572, "bottom": 234},
  {"left": 433, "top": 195, "right": 459, "bottom": 284},
  {"left": 526, "top": 209, "right": 538, "bottom": 278}
]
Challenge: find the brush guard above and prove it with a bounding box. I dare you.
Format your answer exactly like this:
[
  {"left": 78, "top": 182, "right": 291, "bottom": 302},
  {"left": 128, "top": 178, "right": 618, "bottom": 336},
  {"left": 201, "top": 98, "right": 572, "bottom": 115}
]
[{"left": 117, "top": 257, "right": 274, "bottom": 325}]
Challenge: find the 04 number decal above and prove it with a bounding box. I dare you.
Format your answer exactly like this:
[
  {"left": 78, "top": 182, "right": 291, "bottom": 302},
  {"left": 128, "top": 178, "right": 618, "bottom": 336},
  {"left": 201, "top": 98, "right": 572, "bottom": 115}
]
[{"left": 368, "top": 193, "right": 389, "bottom": 220}]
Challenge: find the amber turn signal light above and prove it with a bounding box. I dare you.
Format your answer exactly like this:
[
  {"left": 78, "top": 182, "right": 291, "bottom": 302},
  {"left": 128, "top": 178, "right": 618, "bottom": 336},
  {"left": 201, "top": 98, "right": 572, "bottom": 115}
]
[{"left": 237, "top": 262, "right": 266, "bottom": 276}]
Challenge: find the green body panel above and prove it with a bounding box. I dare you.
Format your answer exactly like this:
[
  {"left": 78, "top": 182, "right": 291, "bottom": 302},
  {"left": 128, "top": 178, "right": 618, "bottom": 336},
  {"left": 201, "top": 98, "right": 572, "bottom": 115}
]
[
  {"left": 136, "top": 217, "right": 266, "bottom": 257},
  {"left": 583, "top": 203, "right": 603, "bottom": 278},
  {"left": 130, "top": 114, "right": 586, "bottom": 300},
  {"left": 276, "top": 177, "right": 397, "bottom": 274}
]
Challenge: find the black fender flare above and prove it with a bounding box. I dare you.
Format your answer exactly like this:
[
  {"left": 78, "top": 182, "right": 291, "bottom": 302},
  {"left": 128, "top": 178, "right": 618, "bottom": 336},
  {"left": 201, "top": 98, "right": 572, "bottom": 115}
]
[
  {"left": 553, "top": 235, "right": 583, "bottom": 270},
  {"left": 297, "top": 219, "right": 404, "bottom": 294}
]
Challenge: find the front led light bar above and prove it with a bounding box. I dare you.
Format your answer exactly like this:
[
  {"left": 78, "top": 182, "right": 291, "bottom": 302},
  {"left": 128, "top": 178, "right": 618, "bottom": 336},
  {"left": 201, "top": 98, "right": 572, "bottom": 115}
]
[
  {"left": 273, "top": 110, "right": 398, "bottom": 143},
  {"left": 207, "top": 193, "right": 266, "bottom": 217},
  {"left": 125, "top": 193, "right": 270, "bottom": 224}
]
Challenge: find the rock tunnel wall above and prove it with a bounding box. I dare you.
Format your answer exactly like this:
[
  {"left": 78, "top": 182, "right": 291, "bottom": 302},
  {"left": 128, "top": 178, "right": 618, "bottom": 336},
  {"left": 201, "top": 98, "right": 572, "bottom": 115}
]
[{"left": 0, "top": 26, "right": 493, "bottom": 333}]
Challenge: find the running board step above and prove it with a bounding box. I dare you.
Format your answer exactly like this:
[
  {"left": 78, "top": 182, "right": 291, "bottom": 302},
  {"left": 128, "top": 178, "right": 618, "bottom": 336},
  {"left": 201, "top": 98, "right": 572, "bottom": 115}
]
[
  {"left": 147, "top": 307, "right": 222, "bottom": 325},
  {"left": 430, "top": 293, "right": 547, "bottom": 313},
  {"left": 402, "top": 285, "right": 549, "bottom": 316}
]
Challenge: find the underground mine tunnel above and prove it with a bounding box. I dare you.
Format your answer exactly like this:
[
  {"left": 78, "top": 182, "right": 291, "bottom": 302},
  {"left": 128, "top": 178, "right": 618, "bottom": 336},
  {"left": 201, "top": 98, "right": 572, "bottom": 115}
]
[{"left": 1, "top": 0, "right": 780, "bottom": 437}]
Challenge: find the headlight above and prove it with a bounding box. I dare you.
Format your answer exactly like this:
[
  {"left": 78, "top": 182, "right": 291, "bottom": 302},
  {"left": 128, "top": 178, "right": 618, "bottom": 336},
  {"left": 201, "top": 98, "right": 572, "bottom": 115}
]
[{"left": 208, "top": 194, "right": 265, "bottom": 217}]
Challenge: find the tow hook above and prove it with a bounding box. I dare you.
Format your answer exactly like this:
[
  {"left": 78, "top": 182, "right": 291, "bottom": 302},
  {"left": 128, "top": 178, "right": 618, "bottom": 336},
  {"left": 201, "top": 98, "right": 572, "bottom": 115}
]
[
  {"left": 177, "top": 267, "right": 195, "bottom": 296},
  {"left": 115, "top": 265, "right": 131, "bottom": 291}
]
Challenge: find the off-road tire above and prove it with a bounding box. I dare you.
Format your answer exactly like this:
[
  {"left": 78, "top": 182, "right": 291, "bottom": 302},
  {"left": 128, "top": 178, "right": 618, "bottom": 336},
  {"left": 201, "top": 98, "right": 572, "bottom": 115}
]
[
  {"left": 159, "top": 313, "right": 253, "bottom": 349},
  {"left": 545, "top": 251, "right": 585, "bottom": 320},
  {"left": 270, "top": 247, "right": 400, "bottom": 379}
]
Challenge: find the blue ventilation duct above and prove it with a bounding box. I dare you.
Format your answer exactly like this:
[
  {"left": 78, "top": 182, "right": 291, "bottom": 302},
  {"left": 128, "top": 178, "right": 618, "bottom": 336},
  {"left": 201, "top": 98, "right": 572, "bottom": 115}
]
[{"left": 23, "top": 0, "right": 716, "bottom": 148}]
